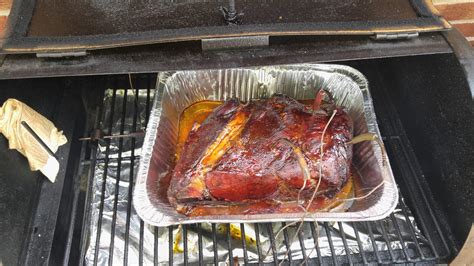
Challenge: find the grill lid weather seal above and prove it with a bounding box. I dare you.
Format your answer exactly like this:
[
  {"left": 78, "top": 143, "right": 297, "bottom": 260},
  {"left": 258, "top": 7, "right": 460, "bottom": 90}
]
[{"left": 0, "top": 0, "right": 449, "bottom": 54}]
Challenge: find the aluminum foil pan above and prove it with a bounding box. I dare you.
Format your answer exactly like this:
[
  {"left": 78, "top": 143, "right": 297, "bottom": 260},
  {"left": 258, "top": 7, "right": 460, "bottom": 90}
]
[{"left": 134, "top": 64, "right": 398, "bottom": 226}]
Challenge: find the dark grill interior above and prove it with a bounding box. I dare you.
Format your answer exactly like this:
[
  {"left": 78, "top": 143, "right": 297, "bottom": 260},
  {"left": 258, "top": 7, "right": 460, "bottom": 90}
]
[
  {"left": 73, "top": 58, "right": 458, "bottom": 265},
  {"left": 3, "top": 53, "right": 471, "bottom": 265}
]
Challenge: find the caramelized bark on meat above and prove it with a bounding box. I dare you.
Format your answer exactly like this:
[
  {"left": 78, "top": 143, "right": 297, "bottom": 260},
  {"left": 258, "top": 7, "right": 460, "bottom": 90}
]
[{"left": 168, "top": 94, "right": 353, "bottom": 215}]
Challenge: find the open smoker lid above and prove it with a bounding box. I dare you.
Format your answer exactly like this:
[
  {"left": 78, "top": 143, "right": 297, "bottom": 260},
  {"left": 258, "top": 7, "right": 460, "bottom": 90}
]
[{"left": 0, "top": 0, "right": 450, "bottom": 54}]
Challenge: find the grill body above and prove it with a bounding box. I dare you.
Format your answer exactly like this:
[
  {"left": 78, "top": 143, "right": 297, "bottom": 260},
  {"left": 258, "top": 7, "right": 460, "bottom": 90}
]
[{"left": 0, "top": 32, "right": 472, "bottom": 265}]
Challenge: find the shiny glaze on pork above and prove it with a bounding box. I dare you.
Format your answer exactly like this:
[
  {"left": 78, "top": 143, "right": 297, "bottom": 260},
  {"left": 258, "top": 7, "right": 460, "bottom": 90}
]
[{"left": 168, "top": 94, "right": 353, "bottom": 216}]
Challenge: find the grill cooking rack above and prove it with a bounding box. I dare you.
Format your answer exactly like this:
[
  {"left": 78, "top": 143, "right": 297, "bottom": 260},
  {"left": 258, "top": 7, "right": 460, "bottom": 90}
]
[{"left": 77, "top": 73, "right": 454, "bottom": 265}]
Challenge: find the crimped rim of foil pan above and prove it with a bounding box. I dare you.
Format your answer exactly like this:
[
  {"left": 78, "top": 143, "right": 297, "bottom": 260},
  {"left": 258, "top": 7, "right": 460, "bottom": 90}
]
[{"left": 134, "top": 64, "right": 399, "bottom": 226}]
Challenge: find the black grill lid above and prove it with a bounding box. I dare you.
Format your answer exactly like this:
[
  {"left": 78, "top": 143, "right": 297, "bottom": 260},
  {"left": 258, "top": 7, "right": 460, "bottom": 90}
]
[{"left": 0, "top": 0, "right": 450, "bottom": 54}]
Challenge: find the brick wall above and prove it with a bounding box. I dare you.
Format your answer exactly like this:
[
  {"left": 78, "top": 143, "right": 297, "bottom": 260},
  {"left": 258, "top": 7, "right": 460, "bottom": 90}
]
[
  {"left": 0, "top": 0, "right": 12, "bottom": 38},
  {"left": 433, "top": 0, "right": 474, "bottom": 46}
]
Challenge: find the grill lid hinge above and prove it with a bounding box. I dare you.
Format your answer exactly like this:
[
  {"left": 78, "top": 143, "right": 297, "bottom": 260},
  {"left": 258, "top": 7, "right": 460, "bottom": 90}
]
[{"left": 373, "top": 32, "right": 419, "bottom": 40}]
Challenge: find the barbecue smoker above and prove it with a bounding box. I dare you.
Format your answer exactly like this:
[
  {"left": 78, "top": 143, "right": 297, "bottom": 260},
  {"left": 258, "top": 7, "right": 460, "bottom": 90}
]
[{"left": 0, "top": 0, "right": 473, "bottom": 265}]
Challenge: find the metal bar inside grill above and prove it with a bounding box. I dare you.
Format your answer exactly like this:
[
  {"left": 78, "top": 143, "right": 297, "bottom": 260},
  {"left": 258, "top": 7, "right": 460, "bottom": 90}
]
[
  {"left": 93, "top": 88, "right": 117, "bottom": 266},
  {"left": 183, "top": 225, "right": 188, "bottom": 266},
  {"left": 168, "top": 226, "right": 173, "bottom": 265},
  {"left": 351, "top": 222, "right": 368, "bottom": 265},
  {"left": 153, "top": 227, "right": 159, "bottom": 266},
  {"left": 337, "top": 222, "right": 354, "bottom": 265},
  {"left": 377, "top": 220, "right": 396, "bottom": 261},
  {"left": 323, "top": 222, "right": 337, "bottom": 265},
  {"left": 197, "top": 224, "right": 204, "bottom": 265},
  {"left": 240, "top": 223, "right": 249, "bottom": 264},
  {"left": 80, "top": 74, "right": 454, "bottom": 265},
  {"left": 281, "top": 222, "right": 293, "bottom": 265},
  {"left": 108, "top": 88, "right": 127, "bottom": 265},
  {"left": 266, "top": 223, "right": 278, "bottom": 264},
  {"left": 365, "top": 221, "right": 382, "bottom": 263},
  {"left": 309, "top": 222, "right": 322, "bottom": 265},
  {"left": 297, "top": 224, "right": 308, "bottom": 261},
  {"left": 124, "top": 86, "right": 140, "bottom": 265},
  {"left": 225, "top": 224, "right": 234, "bottom": 266},
  {"left": 254, "top": 223, "right": 263, "bottom": 265},
  {"left": 390, "top": 213, "right": 411, "bottom": 261},
  {"left": 211, "top": 224, "right": 218, "bottom": 265}
]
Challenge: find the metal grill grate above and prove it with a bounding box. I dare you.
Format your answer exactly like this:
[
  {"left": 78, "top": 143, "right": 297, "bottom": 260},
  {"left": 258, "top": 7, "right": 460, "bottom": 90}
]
[{"left": 79, "top": 74, "right": 454, "bottom": 265}]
